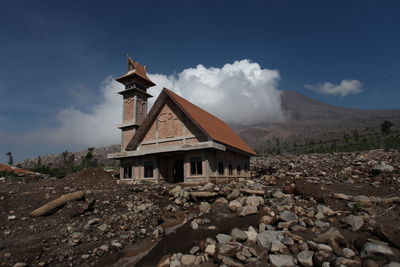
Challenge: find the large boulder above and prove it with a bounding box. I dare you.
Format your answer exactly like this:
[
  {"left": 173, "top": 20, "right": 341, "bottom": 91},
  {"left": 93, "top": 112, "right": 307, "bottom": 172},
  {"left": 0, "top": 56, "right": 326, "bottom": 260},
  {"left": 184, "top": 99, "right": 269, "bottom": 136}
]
[
  {"left": 269, "top": 254, "right": 296, "bottom": 267},
  {"left": 237, "top": 206, "right": 258, "bottom": 216},
  {"left": 344, "top": 215, "right": 364, "bottom": 232}
]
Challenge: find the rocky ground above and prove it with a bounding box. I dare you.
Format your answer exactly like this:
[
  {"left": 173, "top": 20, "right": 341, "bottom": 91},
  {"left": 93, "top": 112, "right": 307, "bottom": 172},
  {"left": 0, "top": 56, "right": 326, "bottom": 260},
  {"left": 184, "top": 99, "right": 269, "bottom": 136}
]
[{"left": 1, "top": 149, "right": 400, "bottom": 267}]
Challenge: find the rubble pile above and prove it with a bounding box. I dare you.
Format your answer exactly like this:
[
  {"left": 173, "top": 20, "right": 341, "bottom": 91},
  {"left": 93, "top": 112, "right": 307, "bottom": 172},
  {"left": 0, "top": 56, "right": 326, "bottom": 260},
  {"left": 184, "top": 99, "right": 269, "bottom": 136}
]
[{"left": 1, "top": 149, "right": 399, "bottom": 267}]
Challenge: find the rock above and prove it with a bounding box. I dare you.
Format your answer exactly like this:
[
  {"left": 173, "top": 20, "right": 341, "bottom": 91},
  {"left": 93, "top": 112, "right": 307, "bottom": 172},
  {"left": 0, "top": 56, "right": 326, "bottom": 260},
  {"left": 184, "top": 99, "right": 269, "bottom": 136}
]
[
  {"left": 373, "top": 164, "right": 394, "bottom": 174},
  {"left": 334, "top": 193, "right": 350, "bottom": 200},
  {"left": 219, "top": 242, "right": 241, "bottom": 256},
  {"left": 190, "top": 246, "right": 200, "bottom": 255},
  {"left": 375, "top": 224, "right": 400, "bottom": 249},
  {"left": 278, "top": 210, "right": 298, "bottom": 222},
  {"left": 237, "top": 206, "right": 258, "bottom": 216},
  {"left": 7, "top": 215, "right": 16, "bottom": 220},
  {"left": 360, "top": 242, "right": 394, "bottom": 258},
  {"left": 13, "top": 263, "right": 27, "bottom": 267},
  {"left": 383, "top": 263, "right": 400, "bottom": 267},
  {"left": 353, "top": 195, "right": 370, "bottom": 205},
  {"left": 316, "top": 204, "right": 334, "bottom": 216},
  {"left": 100, "top": 244, "right": 109, "bottom": 251},
  {"left": 260, "top": 215, "right": 275, "bottom": 225},
  {"left": 111, "top": 241, "right": 123, "bottom": 248},
  {"left": 71, "top": 232, "right": 83, "bottom": 239},
  {"left": 218, "top": 255, "right": 244, "bottom": 267},
  {"left": 315, "top": 220, "right": 330, "bottom": 229},
  {"left": 217, "top": 233, "right": 233, "bottom": 244},
  {"left": 341, "top": 248, "right": 356, "bottom": 258},
  {"left": 169, "top": 186, "right": 182, "bottom": 197},
  {"left": 205, "top": 244, "right": 216, "bottom": 256},
  {"left": 345, "top": 215, "right": 364, "bottom": 231},
  {"left": 245, "top": 196, "right": 265, "bottom": 207},
  {"left": 191, "top": 221, "right": 199, "bottom": 230},
  {"left": 229, "top": 200, "right": 242, "bottom": 211},
  {"left": 170, "top": 259, "right": 183, "bottom": 267},
  {"left": 314, "top": 227, "right": 347, "bottom": 255},
  {"left": 317, "top": 244, "right": 333, "bottom": 252},
  {"left": 269, "top": 254, "right": 296, "bottom": 267},
  {"left": 98, "top": 223, "right": 109, "bottom": 232},
  {"left": 270, "top": 241, "right": 288, "bottom": 253},
  {"left": 180, "top": 255, "right": 196, "bottom": 265},
  {"left": 335, "top": 257, "right": 361, "bottom": 266},
  {"left": 297, "top": 251, "right": 314, "bottom": 267},
  {"left": 244, "top": 226, "right": 258, "bottom": 243},
  {"left": 231, "top": 228, "right": 248, "bottom": 241},
  {"left": 228, "top": 189, "right": 240, "bottom": 200},
  {"left": 273, "top": 191, "right": 286, "bottom": 199},
  {"left": 281, "top": 237, "right": 295, "bottom": 246},
  {"left": 199, "top": 202, "right": 211, "bottom": 213},
  {"left": 257, "top": 230, "right": 285, "bottom": 249}
]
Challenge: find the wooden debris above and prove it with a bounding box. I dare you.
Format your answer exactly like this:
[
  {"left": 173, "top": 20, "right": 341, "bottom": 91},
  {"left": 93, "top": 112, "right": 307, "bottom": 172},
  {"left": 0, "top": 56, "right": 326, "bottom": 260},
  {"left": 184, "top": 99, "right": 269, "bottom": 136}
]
[{"left": 30, "top": 191, "right": 85, "bottom": 217}]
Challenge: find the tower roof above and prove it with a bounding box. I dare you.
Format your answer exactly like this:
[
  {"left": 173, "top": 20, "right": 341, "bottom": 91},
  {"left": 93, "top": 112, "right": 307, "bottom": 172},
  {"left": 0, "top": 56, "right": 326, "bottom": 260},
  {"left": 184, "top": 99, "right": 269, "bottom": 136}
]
[{"left": 116, "top": 56, "right": 156, "bottom": 87}]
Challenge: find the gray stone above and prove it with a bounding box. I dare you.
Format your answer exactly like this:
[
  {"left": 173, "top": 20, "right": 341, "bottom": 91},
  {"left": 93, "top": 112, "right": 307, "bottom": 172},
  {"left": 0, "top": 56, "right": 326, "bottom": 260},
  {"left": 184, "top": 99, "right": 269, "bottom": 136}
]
[
  {"left": 231, "top": 228, "right": 248, "bottom": 241},
  {"left": 190, "top": 246, "right": 200, "bottom": 254},
  {"left": 341, "top": 248, "right": 356, "bottom": 258},
  {"left": 199, "top": 202, "right": 211, "bottom": 213},
  {"left": 297, "top": 251, "right": 314, "bottom": 267},
  {"left": 170, "top": 259, "right": 183, "bottom": 267},
  {"left": 191, "top": 220, "right": 199, "bottom": 230},
  {"left": 256, "top": 230, "right": 284, "bottom": 249},
  {"left": 345, "top": 215, "right": 364, "bottom": 231},
  {"left": 228, "top": 189, "right": 241, "bottom": 200},
  {"left": 100, "top": 244, "right": 109, "bottom": 251},
  {"left": 237, "top": 206, "right": 258, "bottom": 216},
  {"left": 316, "top": 204, "right": 334, "bottom": 216},
  {"left": 244, "top": 226, "right": 258, "bottom": 242},
  {"left": 205, "top": 244, "right": 216, "bottom": 256},
  {"left": 383, "top": 263, "right": 400, "bottom": 267},
  {"left": 361, "top": 242, "right": 394, "bottom": 258},
  {"left": 219, "top": 242, "right": 241, "bottom": 256},
  {"left": 269, "top": 254, "right": 296, "bottom": 267},
  {"left": 273, "top": 191, "right": 286, "bottom": 199},
  {"left": 218, "top": 255, "right": 244, "bottom": 267},
  {"left": 353, "top": 195, "right": 370, "bottom": 205},
  {"left": 245, "top": 196, "right": 265, "bottom": 207},
  {"left": 373, "top": 164, "right": 394, "bottom": 174},
  {"left": 317, "top": 243, "right": 332, "bottom": 252},
  {"left": 229, "top": 200, "right": 242, "bottom": 211},
  {"left": 281, "top": 236, "right": 295, "bottom": 246},
  {"left": 315, "top": 220, "right": 330, "bottom": 229},
  {"left": 335, "top": 257, "right": 361, "bottom": 266},
  {"left": 217, "top": 233, "right": 233, "bottom": 244},
  {"left": 181, "top": 255, "right": 196, "bottom": 265},
  {"left": 279, "top": 210, "right": 298, "bottom": 222}
]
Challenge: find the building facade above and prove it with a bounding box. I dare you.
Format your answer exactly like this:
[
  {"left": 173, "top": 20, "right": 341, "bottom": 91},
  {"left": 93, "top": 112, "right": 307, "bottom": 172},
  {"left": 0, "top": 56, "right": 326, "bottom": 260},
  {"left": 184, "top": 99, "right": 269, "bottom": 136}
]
[{"left": 108, "top": 57, "right": 256, "bottom": 183}]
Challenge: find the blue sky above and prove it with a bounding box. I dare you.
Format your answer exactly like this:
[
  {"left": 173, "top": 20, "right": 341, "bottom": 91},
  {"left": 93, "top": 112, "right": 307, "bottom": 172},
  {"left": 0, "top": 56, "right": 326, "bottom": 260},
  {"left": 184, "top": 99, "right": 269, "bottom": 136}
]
[{"left": 1, "top": 0, "right": 400, "bottom": 162}]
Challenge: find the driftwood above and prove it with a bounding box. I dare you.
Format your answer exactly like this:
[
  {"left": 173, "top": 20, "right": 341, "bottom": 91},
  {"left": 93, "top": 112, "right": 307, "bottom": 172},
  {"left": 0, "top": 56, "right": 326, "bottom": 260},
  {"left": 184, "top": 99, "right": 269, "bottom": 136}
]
[
  {"left": 240, "top": 189, "right": 265, "bottom": 195},
  {"left": 30, "top": 191, "right": 85, "bottom": 217},
  {"left": 189, "top": 191, "right": 218, "bottom": 201}
]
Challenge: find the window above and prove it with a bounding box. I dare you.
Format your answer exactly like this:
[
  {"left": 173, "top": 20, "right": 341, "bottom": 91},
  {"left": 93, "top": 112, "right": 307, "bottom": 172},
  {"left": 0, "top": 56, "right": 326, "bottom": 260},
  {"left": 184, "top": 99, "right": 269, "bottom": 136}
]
[
  {"left": 228, "top": 163, "right": 233, "bottom": 176},
  {"left": 144, "top": 161, "right": 154, "bottom": 178},
  {"left": 123, "top": 166, "right": 132, "bottom": 178},
  {"left": 190, "top": 157, "right": 203, "bottom": 175},
  {"left": 218, "top": 162, "right": 224, "bottom": 175},
  {"left": 236, "top": 165, "right": 241, "bottom": 176},
  {"left": 244, "top": 163, "right": 248, "bottom": 172}
]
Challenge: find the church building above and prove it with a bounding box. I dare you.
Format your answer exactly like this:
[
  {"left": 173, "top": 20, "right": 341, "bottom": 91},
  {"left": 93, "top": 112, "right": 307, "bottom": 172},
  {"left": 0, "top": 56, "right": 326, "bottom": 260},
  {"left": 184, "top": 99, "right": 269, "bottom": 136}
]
[{"left": 108, "top": 57, "right": 256, "bottom": 183}]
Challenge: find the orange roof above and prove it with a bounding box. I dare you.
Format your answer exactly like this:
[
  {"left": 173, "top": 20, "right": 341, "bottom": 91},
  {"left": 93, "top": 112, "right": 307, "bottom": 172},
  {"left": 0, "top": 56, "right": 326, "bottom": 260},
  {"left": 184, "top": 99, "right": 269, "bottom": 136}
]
[
  {"left": 164, "top": 88, "right": 256, "bottom": 155},
  {"left": 116, "top": 57, "right": 155, "bottom": 87},
  {"left": 0, "top": 163, "right": 37, "bottom": 174}
]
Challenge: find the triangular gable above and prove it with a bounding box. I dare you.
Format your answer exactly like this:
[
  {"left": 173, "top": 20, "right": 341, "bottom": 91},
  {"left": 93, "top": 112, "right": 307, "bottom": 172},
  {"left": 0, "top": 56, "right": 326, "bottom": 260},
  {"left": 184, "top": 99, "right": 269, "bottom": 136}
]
[{"left": 127, "top": 88, "right": 256, "bottom": 155}]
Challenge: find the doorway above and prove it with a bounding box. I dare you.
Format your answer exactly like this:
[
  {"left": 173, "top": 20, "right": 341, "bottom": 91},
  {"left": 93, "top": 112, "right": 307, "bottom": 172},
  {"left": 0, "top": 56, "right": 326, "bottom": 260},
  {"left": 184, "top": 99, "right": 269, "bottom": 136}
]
[{"left": 172, "top": 159, "right": 184, "bottom": 183}]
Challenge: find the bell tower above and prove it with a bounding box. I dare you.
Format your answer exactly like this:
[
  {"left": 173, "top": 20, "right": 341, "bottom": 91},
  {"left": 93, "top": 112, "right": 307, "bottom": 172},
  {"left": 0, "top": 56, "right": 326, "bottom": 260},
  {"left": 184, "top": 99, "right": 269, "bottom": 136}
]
[{"left": 116, "top": 56, "right": 155, "bottom": 151}]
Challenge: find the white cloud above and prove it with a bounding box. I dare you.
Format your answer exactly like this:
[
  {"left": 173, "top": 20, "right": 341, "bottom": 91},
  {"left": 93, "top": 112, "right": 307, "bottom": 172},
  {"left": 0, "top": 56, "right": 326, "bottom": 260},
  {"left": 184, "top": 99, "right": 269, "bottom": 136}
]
[
  {"left": 2, "top": 60, "right": 286, "bottom": 159},
  {"left": 305, "top": 79, "right": 363, "bottom": 96}
]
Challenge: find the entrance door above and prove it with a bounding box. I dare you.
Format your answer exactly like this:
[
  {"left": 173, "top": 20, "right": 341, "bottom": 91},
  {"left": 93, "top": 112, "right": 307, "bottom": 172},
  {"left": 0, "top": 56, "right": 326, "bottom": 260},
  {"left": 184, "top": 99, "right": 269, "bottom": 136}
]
[{"left": 172, "top": 159, "right": 184, "bottom": 183}]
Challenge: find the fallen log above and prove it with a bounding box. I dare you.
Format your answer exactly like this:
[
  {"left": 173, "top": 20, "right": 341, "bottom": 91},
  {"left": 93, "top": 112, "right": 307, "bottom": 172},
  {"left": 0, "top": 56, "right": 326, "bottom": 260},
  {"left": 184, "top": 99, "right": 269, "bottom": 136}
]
[
  {"left": 240, "top": 189, "right": 265, "bottom": 195},
  {"left": 30, "top": 191, "right": 85, "bottom": 217}
]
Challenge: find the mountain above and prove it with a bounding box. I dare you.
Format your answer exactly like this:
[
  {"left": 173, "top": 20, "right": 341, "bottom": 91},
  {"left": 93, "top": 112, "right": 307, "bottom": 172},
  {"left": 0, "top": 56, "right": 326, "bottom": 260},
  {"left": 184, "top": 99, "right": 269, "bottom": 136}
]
[{"left": 237, "top": 90, "right": 400, "bottom": 147}]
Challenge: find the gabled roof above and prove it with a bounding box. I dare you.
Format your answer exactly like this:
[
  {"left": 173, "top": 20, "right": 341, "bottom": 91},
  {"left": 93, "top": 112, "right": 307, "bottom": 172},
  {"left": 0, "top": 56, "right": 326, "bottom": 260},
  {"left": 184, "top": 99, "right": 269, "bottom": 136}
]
[
  {"left": 126, "top": 88, "right": 256, "bottom": 155},
  {"left": 116, "top": 57, "right": 156, "bottom": 87}
]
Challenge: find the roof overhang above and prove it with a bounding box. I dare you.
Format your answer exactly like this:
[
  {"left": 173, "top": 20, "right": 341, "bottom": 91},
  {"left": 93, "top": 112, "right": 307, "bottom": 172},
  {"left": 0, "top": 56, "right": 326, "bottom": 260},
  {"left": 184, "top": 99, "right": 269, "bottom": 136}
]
[{"left": 108, "top": 141, "right": 226, "bottom": 159}]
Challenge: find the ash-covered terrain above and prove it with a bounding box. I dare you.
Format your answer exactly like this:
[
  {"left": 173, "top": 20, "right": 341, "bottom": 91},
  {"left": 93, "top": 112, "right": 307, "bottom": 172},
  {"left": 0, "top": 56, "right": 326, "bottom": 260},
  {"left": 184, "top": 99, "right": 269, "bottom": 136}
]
[{"left": 1, "top": 149, "right": 400, "bottom": 267}]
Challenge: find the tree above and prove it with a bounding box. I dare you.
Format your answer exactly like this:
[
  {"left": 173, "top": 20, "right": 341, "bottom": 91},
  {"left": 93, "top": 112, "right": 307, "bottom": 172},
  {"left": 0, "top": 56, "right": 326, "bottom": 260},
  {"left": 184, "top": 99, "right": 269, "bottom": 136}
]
[
  {"left": 381, "top": 120, "right": 394, "bottom": 135},
  {"left": 6, "top": 152, "right": 13, "bottom": 165}
]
